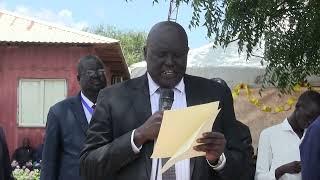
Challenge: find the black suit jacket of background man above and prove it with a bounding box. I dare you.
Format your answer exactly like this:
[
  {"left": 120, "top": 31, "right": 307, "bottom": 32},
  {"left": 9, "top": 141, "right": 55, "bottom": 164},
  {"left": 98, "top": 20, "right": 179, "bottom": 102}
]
[
  {"left": 80, "top": 74, "right": 251, "bottom": 180},
  {"left": 0, "top": 127, "right": 13, "bottom": 180},
  {"left": 41, "top": 93, "right": 89, "bottom": 180}
]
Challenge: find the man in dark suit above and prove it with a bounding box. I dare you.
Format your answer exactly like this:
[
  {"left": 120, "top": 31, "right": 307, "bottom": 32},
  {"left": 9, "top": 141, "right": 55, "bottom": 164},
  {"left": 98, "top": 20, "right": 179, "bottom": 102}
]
[
  {"left": 211, "top": 78, "right": 255, "bottom": 180},
  {"left": 300, "top": 115, "right": 320, "bottom": 180},
  {"left": 0, "top": 126, "right": 13, "bottom": 180},
  {"left": 234, "top": 120, "right": 255, "bottom": 180},
  {"left": 40, "top": 55, "right": 107, "bottom": 180},
  {"left": 80, "top": 21, "right": 250, "bottom": 180}
]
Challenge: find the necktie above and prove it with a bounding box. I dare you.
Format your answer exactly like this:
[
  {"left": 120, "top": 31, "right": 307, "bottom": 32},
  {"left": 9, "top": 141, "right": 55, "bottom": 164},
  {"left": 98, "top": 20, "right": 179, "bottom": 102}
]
[
  {"left": 162, "top": 157, "right": 176, "bottom": 180},
  {"left": 158, "top": 88, "right": 176, "bottom": 180}
]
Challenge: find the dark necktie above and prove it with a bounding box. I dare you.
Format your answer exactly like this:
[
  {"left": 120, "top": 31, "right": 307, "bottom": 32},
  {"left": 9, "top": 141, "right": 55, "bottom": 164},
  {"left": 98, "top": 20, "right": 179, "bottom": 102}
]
[
  {"left": 158, "top": 88, "right": 176, "bottom": 180},
  {"left": 162, "top": 157, "right": 176, "bottom": 180}
]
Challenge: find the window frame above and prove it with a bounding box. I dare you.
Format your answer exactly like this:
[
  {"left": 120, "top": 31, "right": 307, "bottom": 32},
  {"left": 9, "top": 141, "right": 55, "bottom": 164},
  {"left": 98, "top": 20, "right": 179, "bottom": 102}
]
[{"left": 17, "top": 78, "right": 67, "bottom": 127}]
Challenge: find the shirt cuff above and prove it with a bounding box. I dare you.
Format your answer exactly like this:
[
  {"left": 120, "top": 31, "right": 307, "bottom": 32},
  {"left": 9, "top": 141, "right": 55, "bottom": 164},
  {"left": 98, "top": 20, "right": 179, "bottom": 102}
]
[
  {"left": 131, "top": 129, "right": 142, "bottom": 154},
  {"left": 206, "top": 153, "right": 226, "bottom": 171}
]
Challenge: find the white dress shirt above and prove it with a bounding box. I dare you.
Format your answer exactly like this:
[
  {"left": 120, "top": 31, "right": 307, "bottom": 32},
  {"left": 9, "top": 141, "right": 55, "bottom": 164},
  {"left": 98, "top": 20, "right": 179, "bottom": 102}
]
[
  {"left": 131, "top": 73, "right": 226, "bottom": 180},
  {"left": 81, "top": 92, "right": 95, "bottom": 124},
  {"left": 255, "top": 119, "right": 305, "bottom": 180}
]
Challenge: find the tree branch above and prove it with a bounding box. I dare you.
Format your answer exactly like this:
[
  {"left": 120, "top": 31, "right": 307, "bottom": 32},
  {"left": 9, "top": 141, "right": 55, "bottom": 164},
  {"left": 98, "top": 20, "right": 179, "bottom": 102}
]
[{"left": 251, "top": 54, "right": 265, "bottom": 59}]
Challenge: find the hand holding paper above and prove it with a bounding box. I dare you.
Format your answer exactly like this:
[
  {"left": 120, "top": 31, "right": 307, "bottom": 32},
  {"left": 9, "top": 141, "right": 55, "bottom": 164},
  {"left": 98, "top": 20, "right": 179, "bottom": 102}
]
[
  {"left": 151, "top": 101, "right": 221, "bottom": 173},
  {"left": 194, "top": 131, "right": 226, "bottom": 162}
]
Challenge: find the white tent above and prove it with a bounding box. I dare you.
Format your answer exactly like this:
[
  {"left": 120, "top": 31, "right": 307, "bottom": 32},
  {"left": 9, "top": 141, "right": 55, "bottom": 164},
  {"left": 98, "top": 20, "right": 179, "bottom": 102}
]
[{"left": 129, "top": 42, "right": 266, "bottom": 87}]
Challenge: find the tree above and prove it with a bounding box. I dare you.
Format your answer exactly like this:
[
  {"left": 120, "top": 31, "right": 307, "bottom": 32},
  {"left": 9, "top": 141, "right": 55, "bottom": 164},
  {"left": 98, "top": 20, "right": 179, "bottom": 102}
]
[
  {"left": 135, "top": 0, "right": 320, "bottom": 93},
  {"left": 86, "top": 25, "right": 147, "bottom": 66}
]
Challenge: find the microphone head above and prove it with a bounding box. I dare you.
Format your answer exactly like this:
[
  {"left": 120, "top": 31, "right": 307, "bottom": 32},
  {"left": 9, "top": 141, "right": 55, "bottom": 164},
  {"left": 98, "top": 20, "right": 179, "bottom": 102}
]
[{"left": 159, "top": 88, "right": 174, "bottom": 111}]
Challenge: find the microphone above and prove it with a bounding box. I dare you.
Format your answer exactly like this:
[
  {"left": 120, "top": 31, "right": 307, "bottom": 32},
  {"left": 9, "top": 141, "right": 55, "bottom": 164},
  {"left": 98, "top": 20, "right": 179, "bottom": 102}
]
[{"left": 159, "top": 88, "right": 174, "bottom": 111}]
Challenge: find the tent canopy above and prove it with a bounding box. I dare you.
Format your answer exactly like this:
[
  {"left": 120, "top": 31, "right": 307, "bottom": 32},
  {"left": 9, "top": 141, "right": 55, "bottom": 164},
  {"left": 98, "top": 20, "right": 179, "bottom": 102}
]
[{"left": 129, "top": 42, "right": 266, "bottom": 87}]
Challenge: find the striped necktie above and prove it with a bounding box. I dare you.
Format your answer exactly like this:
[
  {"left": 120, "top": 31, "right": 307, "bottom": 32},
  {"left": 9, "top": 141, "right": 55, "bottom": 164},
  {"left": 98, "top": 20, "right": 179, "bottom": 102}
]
[
  {"left": 158, "top": 88, "right": 176, "bottom": 180},
  {"left": 162, "top": 157, "right": 176, "bottom": 180}
]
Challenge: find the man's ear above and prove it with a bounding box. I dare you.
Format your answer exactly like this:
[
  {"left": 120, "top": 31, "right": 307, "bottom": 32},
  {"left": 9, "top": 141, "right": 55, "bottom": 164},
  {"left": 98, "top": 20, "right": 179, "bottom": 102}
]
[{"left": 143, "top": 46, "right": 147, "bottom": 60}]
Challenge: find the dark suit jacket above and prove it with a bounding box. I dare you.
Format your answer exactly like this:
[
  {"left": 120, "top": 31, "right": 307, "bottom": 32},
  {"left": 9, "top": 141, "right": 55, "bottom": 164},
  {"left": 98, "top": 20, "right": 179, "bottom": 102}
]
[
  {"left": 41, "top": 93, "right": 89, "bottom": 180},
  {"left": 0, "top": 127, "right": 13, "bottom": 180},
  {"left": 80, "top": 74, "right": 251, "bottom": 180},
  {"left": 234, "top": 120, "right": 255, "bottom": 180},
  {"left": 300, "top": 116, "right": 320, "bottom": 180}
]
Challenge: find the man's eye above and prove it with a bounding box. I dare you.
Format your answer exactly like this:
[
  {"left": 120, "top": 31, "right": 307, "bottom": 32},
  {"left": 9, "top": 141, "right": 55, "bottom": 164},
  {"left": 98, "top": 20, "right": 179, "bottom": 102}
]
[
  {"left": 157, "top": 52, "right": 167, "bottom": 57},
  {"left": 174, "top": 53, "right": 184, "bottom": 58},
  {"left": 86, "top": 71, "right": 95, "bottom": 76}
]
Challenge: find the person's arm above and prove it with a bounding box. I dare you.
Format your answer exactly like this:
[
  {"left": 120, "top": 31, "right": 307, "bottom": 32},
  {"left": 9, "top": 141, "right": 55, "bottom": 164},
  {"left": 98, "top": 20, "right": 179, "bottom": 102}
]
[
  {"left": 300, "top": 122, "right": 320, "bottom": 180},
  {"left": 40, "top": 108, "right": 61, "bottom": 180},
  {"left": 255, "top": 130, "right": 275, "bottom": 180},
  {"left": 80, "top": 91, "right": 140, "bottom": 180},
  {"left": 80, "top": 89, "right": 163, "bottom": 180},
  {"left": 275, "top": 161, "right": 301, "bottom": 179}
]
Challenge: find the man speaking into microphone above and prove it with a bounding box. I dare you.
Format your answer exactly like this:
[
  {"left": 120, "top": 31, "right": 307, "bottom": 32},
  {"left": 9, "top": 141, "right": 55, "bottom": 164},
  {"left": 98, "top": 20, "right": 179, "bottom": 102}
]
[{"left": 80, "top": 21, "right": 251, "bottom": 180}]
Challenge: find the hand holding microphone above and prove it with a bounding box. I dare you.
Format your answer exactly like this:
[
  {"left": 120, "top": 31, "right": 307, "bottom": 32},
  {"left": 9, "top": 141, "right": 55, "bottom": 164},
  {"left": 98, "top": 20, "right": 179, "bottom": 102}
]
[{"left": 134, "top": 88, "right": 174, "bottom": 147}]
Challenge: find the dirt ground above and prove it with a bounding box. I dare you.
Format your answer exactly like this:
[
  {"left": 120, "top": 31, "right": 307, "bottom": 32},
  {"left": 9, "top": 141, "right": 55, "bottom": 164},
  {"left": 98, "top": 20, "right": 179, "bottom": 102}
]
[{"left": 233, "top": 88, "right": 311, "bottom": 153}]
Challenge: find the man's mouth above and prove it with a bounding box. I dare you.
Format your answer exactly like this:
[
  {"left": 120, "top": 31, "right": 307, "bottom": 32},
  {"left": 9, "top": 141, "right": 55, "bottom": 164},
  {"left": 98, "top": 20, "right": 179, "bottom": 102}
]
[
  {"left": 91, "top": 80, "right": 102, "bottom": 85},
  {"left": 161, "top": 70, "right": 176, "bottom": 78}
]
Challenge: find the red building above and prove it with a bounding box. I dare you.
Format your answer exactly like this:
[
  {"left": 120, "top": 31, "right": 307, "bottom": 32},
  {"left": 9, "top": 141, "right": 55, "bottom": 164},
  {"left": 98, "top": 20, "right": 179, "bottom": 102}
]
[{"left": 0, "top": 9, "right": 130, "bottom": 155}]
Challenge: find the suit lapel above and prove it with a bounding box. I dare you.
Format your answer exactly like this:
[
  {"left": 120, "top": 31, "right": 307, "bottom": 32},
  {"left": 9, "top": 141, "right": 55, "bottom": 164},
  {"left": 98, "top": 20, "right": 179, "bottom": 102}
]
[
  {"left": 130, "top": 74, "right": 152, "bottom": 128},
  {"left": 70, "top": 93, "right": 88, "bottom": 135},
  {"left": 128, "top": 74, "right": 153, "bottom": 178},
  {"left": 184, "top": 75, "right": 199, "bottom": 107}
]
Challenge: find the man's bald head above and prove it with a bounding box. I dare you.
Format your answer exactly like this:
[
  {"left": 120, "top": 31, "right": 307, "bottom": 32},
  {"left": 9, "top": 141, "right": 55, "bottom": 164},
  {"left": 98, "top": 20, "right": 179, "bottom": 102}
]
[{"left": 146, "top": 21, "right": 188, "bottom": 48}]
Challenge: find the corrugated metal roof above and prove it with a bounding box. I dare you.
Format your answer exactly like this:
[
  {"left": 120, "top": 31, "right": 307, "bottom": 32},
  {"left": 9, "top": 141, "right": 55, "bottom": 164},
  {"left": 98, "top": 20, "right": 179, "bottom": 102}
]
[{"left": 0, "top": 9, "right": 118, "bottom": 44}]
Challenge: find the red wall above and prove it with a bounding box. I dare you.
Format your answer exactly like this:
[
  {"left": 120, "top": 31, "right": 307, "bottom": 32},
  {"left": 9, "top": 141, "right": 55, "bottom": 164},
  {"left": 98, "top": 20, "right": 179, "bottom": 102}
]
[{"left": 0, "top": 45, "right": 109, "bottom": 156}]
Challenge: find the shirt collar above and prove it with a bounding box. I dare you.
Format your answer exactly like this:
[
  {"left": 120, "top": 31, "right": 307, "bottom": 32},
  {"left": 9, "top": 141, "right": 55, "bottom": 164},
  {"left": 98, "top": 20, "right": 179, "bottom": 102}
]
[
  {"left": 280, "top": 118, "right": 294, "bottom": 132},
  {"left": 81, "top": 91, "right": 95, "bottom": 107},
  {"left": 147, "top": 73, "right": 185, "bottom": 95},
  {"left": 280, "top": 118, "right": 308, "bottom": 140},
  {"left": 281, "top": 118, "right": 307, "bottom": 134},
  {"left": 147, "top": 73, "right": 159, "bottom": 96}
]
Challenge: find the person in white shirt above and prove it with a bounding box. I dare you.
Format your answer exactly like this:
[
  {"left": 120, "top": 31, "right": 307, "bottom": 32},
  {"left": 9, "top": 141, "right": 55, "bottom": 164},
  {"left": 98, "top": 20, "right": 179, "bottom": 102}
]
[{"left": 255, "top": 90, "right": 320, "bottom": 180}]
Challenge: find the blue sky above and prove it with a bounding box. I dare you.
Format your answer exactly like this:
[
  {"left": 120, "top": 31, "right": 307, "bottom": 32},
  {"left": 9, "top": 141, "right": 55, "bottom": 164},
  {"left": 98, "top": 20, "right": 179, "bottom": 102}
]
[{"left": 0, "top": 0, "right": 210, "bottom": 48}]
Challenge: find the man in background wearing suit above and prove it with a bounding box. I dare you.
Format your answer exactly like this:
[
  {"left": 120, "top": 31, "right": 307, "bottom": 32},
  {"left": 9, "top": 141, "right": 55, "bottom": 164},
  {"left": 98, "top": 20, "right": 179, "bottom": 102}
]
[
  {"left": 40, "top": 55, "right": 107, "bottom": 180},
  {"left": 211, "top": 77, "right": 255, "bottom": 180},
  {"left": 80, "top": 21, "right": 250, "bottom": 180},
  {"left": 300, "top": 115, "right": 320, "bottom": 180},
  {"left": 0, "top": 126, "right": 13, "bottom": 180}
]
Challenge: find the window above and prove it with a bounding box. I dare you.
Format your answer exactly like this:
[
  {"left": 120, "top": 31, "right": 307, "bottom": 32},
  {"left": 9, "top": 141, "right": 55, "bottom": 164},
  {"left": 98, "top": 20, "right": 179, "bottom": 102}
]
[{"left": 18, "top": 79, "right": 67, "bottom": 127}]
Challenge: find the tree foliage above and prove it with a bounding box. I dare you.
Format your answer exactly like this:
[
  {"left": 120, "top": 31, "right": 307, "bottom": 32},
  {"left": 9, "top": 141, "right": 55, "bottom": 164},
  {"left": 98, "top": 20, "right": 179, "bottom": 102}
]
[
  {"left": 85, "top": 25, "right": 147, "bottom": 66},
  {"left": 148, "top": 0, "right": 320, "bottom": 93}
]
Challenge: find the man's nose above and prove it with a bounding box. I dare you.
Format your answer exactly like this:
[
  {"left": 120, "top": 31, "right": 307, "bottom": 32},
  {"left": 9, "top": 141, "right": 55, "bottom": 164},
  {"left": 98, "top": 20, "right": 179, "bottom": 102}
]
[
  {"left": 90, "top": 72, "right": 100, "bottom": 78},
  {"left": 164, "top": 54, "right": 174, "bottom": 66}
]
